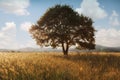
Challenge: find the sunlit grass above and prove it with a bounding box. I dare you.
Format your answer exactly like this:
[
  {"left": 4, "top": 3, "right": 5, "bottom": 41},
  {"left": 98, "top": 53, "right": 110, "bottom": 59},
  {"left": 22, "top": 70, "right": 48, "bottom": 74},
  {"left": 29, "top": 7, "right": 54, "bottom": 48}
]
[{"left": 0, "top": 52, "right": 120, "bottom": 80}]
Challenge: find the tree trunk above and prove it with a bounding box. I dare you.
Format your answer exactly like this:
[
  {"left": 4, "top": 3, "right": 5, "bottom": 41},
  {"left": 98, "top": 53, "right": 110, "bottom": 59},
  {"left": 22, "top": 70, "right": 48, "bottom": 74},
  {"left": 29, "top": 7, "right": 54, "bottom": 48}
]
[{"left": 62, "top": 43, "right": 69, "bottom": 56}]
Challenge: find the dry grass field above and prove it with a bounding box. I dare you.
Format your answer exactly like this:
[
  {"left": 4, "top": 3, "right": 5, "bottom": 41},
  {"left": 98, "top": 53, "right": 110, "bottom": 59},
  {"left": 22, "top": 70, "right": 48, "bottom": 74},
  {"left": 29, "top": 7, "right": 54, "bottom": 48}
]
[{"left": 0, "top": 52, "right": 120, "bottom": 80}]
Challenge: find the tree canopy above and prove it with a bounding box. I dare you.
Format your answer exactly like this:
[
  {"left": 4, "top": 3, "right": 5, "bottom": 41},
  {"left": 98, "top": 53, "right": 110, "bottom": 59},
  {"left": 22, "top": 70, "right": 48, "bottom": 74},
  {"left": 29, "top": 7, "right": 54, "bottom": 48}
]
[{"left": 29, "top": 5, "right": 95, "bottom": 55}]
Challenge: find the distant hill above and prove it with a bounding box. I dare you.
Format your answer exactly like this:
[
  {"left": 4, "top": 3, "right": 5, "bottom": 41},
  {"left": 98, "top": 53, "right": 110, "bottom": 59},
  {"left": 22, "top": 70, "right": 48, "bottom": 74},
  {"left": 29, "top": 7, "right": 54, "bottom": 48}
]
[
  {"left": 0, "top": 45, "right": 120, "bottom": 52},
  {"left": 17, "top": 47, "right": 62, "bottom": 52},
  {"left": 0, "top": 49, "right": 13, "bottom": 52},
  {"left": 95, "top": 45, "right": 120, "bottom": 52},
  {"left": 18, "top": 47, "right": 41, "bottom": 52}
]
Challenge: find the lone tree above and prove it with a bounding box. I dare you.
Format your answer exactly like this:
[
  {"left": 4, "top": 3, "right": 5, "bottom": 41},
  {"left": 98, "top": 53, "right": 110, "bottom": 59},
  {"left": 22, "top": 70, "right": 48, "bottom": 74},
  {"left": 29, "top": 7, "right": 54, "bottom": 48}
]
[{"left": 29, "top": 5, "right": 95, "bottom": 55}]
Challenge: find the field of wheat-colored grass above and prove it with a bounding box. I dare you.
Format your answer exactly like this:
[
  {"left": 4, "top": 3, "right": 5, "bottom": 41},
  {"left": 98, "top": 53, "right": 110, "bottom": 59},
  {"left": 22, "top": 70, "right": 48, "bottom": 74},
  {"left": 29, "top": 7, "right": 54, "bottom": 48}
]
[{"left": 0, "top": 52, "right": 120, "bottom": 80}]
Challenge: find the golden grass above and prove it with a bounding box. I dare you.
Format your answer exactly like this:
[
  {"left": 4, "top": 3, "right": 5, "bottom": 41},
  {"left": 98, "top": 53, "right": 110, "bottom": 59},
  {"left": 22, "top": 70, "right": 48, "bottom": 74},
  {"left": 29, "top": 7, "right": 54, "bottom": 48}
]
[{"left": 0, "top": 52, "right": 120, "bottom": 80}]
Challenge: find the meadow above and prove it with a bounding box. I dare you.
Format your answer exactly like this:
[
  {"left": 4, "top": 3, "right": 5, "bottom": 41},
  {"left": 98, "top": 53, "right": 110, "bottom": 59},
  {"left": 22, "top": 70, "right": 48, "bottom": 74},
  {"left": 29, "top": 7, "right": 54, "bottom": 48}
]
[{"left": 0, "top": 51, "right": 120, "bottom": 80}]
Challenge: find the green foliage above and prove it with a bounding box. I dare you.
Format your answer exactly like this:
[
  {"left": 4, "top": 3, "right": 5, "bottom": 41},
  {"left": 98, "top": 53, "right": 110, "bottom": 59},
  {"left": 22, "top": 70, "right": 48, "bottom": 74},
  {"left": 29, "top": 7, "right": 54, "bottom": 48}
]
[{"left": 30, "top": 4, "right": 95, "bottom": 55}]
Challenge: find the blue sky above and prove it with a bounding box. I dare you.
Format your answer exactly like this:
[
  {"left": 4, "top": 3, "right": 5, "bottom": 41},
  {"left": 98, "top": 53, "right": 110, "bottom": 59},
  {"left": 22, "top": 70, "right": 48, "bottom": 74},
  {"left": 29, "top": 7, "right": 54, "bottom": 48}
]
[{"left": 0, "top": 0, "right": 120, "bottom": 49}]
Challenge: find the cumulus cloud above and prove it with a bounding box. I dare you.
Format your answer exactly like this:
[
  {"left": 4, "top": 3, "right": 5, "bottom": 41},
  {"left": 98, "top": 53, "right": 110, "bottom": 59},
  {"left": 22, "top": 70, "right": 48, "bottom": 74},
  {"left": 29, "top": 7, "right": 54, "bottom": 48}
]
[
  {"left": 111, "top": 10, "right": 119, "bottom": 17},
  {"left": 109, "top": 10, "right": 120, "bottom": 27},
  {"left": 96, "top": 28, "right": 120, "bottom": 47},
  {"left": 0, "top": 0, "right": 30, "bottom": 15},
  {"left": 0, "top": 22, "right": 38, "bottom": 49},
  {"left": 20, "top": 22, "right": 32, "bottom": 32},
  {"left": 0, "top": 22, "right": 19, "bottom": 49},
  {"left": 76, "top": 0, "right": 107, "bottom": 20}
]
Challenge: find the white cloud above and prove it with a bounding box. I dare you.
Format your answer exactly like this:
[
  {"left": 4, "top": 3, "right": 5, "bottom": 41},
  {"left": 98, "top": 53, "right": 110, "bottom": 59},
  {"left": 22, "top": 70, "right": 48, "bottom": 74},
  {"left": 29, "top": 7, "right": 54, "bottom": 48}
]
[
  {"left": 109, "top": 10, "right": 120, "bottom": 27},
  {"left": 112, "top": 10, "right": 119, "bottom": 17},
  {"left": 20, "top": 22, "right": 32, "bottom": 32},
  {"left": 0, "top": 22, "right": 18, "bottom": 49},
  {"left": 96, "top": 28, "right": 120, "bottom": 47},
  {"left": 0, "top": 22, "right": 38, "bottom": 49},
  {"left": 2, "top": 22, "right": 16, "bottom": 31},
  {"left": 0, "top": 0, "right": 30, "bottom": 16},
  {"left": 76, "top": 0, "right": 107, "bottom": 20},
  {"left": 111, "top": 18, "right": 120, "bottom": 26}
]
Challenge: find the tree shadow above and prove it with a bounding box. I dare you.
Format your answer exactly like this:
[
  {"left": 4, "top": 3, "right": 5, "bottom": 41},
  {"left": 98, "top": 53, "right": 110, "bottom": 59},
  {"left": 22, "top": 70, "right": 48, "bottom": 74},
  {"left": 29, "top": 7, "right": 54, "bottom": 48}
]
[{"left": 53, "top": 52, "right": 120, "bottom": 70}]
